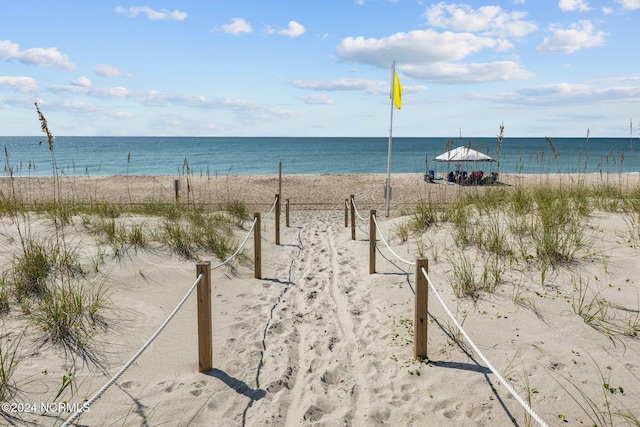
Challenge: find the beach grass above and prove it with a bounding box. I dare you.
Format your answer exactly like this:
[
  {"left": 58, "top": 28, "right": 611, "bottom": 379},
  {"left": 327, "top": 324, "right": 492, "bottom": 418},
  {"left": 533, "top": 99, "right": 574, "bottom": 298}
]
[
  {"left": 0, "top": 331, "right": 21, "bottom": 403},
  {"left": 30, "top": 281, "right": 110, "bottom": 350},
  {"left": 401, "top": 179, "right": 640, "bottom": 326}
]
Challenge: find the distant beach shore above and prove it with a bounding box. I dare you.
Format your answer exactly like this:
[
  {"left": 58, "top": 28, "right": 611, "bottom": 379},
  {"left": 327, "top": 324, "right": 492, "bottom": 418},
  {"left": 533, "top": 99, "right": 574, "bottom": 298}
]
[{"left": 3, "top": 172, "right": 640, "bottom": 212}]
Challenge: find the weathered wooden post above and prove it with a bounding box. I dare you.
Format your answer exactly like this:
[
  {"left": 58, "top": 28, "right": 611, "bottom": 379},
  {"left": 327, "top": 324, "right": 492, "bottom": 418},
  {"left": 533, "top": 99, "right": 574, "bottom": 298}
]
[
  {"left": 196, "top": 261, "right": 212, "bottom": 372},
  {"left": 344, "top": 199, "right": 349, "bottom": 228},
  {"left": 254, "top": 213, "right": 261, "bottom": 279},
  {"left": 278, "top": 161, "right": 282, "bottom": 203},
  {"left": 285, "top": 198, "right": 290, "bottom": 228},
  {"left": 275, "top": 194, "right": 281, "bottom": 245},
  {"left": 369, "top": 210, "right": 376, "bottom": 274},
  {"left": 350, "top": 195, "right": 355, "bottom": 240},
  {"left": 174, "top": 179, "right": 181, "bottom": 202},
  {"left": 414, "top": 258, "right": 429, "bottom": 360}
]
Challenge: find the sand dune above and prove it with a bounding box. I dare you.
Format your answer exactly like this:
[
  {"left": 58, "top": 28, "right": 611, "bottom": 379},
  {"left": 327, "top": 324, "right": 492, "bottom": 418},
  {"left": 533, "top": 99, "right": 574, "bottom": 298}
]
[{"left": 1, "top": 173, "right": 639, "bottom": 426}]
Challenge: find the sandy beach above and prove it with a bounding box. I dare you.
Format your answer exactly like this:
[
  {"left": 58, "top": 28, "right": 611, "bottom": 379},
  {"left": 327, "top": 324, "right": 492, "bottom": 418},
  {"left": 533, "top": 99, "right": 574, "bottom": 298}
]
[{"left": 1, "top": 172, "right": 640, "bottom": 426}]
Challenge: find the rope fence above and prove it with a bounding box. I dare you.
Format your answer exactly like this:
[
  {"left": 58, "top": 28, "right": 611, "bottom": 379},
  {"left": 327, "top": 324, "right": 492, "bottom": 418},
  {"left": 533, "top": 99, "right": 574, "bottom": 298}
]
[
  {"left": 351, "top": 196, "right": 370, "bottom": 221},
  {"left": 61, "top": 272, "right": 205, "bottom": 427},
  {"left": 349, "top": 197, "right": 549, "bottom": 427},
  {"left": 419, "top": 266, "right": 549, "bottom": 427},
  {"left": 61, "top": 190, "right": 547, "bottom": 426},
  {"left": 61, "top": 194, "right": 282, "bottom": 426}
]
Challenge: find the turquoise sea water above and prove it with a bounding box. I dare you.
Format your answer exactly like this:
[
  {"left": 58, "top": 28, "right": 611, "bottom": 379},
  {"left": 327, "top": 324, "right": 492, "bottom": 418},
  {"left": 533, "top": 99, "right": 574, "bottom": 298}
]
[{"left": 1, "top": 136, "right": 638, "bottom": 176}]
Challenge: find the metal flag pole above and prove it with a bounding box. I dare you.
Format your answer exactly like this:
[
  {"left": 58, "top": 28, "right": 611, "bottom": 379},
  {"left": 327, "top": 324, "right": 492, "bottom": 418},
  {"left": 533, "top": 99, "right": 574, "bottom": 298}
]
[{"left": 385, "top": 61, "right": 395, "bottom": 217}]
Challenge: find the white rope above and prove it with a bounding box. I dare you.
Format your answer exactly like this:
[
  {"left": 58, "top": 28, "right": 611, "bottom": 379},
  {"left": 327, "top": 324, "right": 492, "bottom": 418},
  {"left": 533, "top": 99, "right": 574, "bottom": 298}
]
[
  {"left": 211, "top": 217, "right": 258, "bottom": 270},
  {"left": 371, "top": 215, "right": 416, "bottom": 266},
  {"left": 420, "top": 267, "right": 549, "bottom": 427},
  {"left": 62, "top": 208, "right": 265, "bottom": 424},
  {"left": 61, "top": 273, "right": 205, "bottom": 427},
  {"left": 263, "top": 196, "right": 279, "bottom": 217},
  {"left": 350, "top": 198, "right": 370, "bottom": 221}
]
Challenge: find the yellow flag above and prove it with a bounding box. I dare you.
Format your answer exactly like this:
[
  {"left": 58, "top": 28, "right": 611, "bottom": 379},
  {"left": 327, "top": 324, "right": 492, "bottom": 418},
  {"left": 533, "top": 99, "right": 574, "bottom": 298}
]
[{"left": 392, "top": 71, "right": 402, "bottom": 109}]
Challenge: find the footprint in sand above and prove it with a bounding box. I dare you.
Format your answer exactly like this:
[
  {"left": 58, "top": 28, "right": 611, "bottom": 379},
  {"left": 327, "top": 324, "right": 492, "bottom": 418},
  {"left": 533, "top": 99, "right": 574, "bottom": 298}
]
[
  {"left": 321, "top": 367, "right": 341, "bottom": 385},
  {"left": 303, "top": 404, "right": 324, "bottom": 422},
  {"left": 269, "top": 321, "right": 286, "bottom": 335},
  {"left": 120, "top": 380, "right": 141, "bottom": 391},
  {"left": 189, "top": 380, "right": 208, "bottom": 397},
  {"left": 157, "top": 380, "right": 183, "bottom": 393}
]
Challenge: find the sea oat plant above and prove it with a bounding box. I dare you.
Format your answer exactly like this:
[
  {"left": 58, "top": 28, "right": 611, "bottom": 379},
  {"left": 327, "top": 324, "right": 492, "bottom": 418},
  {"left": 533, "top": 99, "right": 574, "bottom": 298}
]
[{"left": 0, "top": 331, "right": 22, "bottom": 403}]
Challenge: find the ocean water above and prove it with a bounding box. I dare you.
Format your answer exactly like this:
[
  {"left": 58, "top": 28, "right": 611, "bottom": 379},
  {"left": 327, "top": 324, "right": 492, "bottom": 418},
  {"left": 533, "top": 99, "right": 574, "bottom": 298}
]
[{"left": 1, "top": 136, "right": 638, "bottom": 176}]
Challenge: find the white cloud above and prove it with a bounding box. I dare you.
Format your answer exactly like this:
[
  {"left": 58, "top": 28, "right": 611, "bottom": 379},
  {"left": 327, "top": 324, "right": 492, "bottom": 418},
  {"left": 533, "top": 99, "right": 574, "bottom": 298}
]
[
  {"left": 559, "top": 0, "right": 592, "bottom": 12},
  {"left": 291, "top": 77, "right": 429, "bottom": 97},
  {"left": 614, "top": 0, "right": 640, "bottom": 10},
  {"left": 95, "top": 64, "right": 127, "bottom": 77},
  {"left": 0, "top": 40, "right": 76, "bottom": 70},
  {"left": 403, "top": 61, "right": 533, "bottom": 83},
  {"left": 279, "top": 21, "right": 305, "bottom": 38},
  {"left": 297, "top": 94, "right": 334, "bottom": 105},
  {"left": 265, "top": 21, "right": 306, "bottom": 37},
  {"left": 537, "top": 20, "right": 606, "bottom": 53},
  {"left": 71, "top": 76, "right": 92, "bottom": 87},
  {"left": 45, "top": 82, "right": 294, "bottom": 120},
  {"left": 598, "top": 76, "right": 640, "bottom": 83},
  {"left": 336, "top": 28, "right": 535, "bottom": 83},
  {"left": 114, "top": 6, "right": 187, "bottom": 21},
  {"left": 221, "top": 18, "right": 253, "bottom": 35},
  {"left": 338, "top": 29, "right": 498, "bottom": 67},
  {"left": 291, "top": 78, "right": 383, "bottom": 92},
  {"left": 514, "top": 82, "right": 640, "bottom": 105},
  {"left": 520, "top": 82, "right": 591, "bottom": 96},
  {"left": 424, "top": 3, "right": 538, "bottom": 37},
  {"left": 0, "top": 76, "right": 39, "bottom": 93}
]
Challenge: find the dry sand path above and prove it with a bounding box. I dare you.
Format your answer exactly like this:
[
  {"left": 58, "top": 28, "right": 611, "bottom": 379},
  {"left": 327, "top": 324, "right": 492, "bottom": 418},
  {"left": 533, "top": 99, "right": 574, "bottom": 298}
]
[
  {"left": 279, "top": 211, "right": 371, "bottom": 425},
  {"left": 238, "top": 211, "right": 508, "bottom": 426},
  {"left": 246, "top": 210, "right": 382, "bottom": 425}
]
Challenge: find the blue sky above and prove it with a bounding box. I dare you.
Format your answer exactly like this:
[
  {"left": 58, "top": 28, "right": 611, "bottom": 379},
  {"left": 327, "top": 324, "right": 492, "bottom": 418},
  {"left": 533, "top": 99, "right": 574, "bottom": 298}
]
[{"left": 1, "top": 0, "right": 639, "bottom": 137}]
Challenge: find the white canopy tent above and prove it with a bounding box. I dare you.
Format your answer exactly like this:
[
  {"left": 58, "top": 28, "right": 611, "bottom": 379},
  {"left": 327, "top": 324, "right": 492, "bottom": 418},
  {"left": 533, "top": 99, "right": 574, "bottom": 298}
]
[
  {"left": 434, "top": 146, "right": 496, "bottom": 163},
  {"left": 430, "top": 146, "right": 498, "bottom": 184}
]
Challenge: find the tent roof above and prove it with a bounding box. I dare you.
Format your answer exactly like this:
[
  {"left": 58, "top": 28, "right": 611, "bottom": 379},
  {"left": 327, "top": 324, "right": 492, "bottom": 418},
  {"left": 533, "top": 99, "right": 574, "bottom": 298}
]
[{"left": 434, "top": 146, "right": 495, "bottom": 162}]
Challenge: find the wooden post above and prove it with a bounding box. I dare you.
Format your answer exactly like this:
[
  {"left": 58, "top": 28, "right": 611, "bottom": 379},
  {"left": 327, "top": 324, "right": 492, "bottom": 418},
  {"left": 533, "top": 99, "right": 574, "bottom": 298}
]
[
  {"left": 350, "top": 195, "right": 355, "bottom": 240},
  {"left": 174, "top": 179, "right": 181, "bottom": 202},
  {"left": 275, "top": 194, "right": 280, "bottom": 245},
  {"left": 344, "top": 199, "right": 349, "bottom": 228},
  {"left": 254, "top": 213, "right": 261, "bottom": 279},
  {"left": 414, "top": 258, "right": 429, "bottom": 360},
  {"left": 278, "top": 162, "right": 282, "bottom": 205},
  {"left": 285, "top": 198, "right": 290, "bottom": 228},
  {"left": 196, "top": 261, "right": 212, "bottom": 372},
  {"left": 369, "top": 210, "right": 376, "bottom": 274}
]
